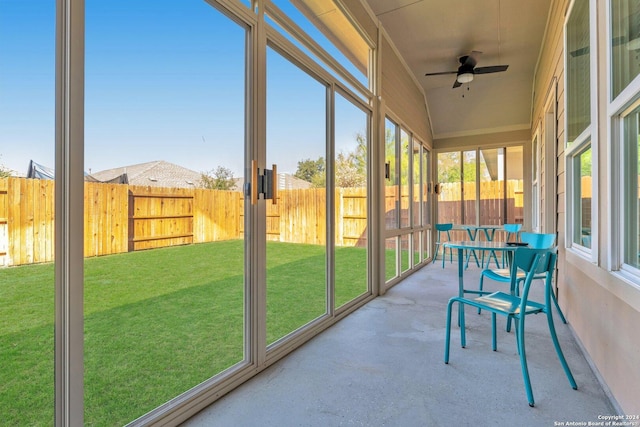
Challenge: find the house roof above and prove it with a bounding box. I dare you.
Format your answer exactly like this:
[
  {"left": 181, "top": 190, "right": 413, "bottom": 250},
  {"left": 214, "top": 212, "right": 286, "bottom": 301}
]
[{"left": 90, "top": 160, "right": 203, "bottom": 189}]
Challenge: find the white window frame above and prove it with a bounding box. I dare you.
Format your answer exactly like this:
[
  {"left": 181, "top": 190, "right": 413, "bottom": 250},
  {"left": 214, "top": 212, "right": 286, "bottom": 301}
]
[
  {"left": 614, "top": 100, "right": 640, "bottom": 282},
  {"left": 383, "top": 112, "right": 432, "bottom": 287},
  {"left": 607, "top": 0, "right": 640, "bottom": 284},
  {"left": 532, "top": 126, "right": 541, "bottom": 233},
  {"left": 543, "top": 78, "right": 558, "bottom": 234},
  {"left": 564, "top": 0, "right": 598, "bottom": 264}
]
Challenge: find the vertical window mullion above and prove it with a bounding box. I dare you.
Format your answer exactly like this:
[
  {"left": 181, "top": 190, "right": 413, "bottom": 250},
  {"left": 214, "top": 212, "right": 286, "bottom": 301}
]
[
  {"left": 475, "top": 148, "right": 480, "bottom": 225},
  {"left": 625, "top": 114, "right": 638, "bottom": 265},
  {"left": 622, "top": 106, "right": 640, "bottom": 269},
  {"left": 460, "top": 151, "right": 465, "bottom": 224},
  {"left": 55, "top": 0, "right": 85, "bottom": 424},
  {"left": 565, "top": 0, "right": 595, "bottom": 258}
]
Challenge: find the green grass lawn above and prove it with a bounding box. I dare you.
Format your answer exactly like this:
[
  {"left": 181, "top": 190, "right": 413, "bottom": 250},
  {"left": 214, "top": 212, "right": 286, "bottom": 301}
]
[
  {"left": 384, "top": 246, "right": 430, "bottom": 281},
  {"left": 0, "top": 240, "right": 368, "bottom": 426}
]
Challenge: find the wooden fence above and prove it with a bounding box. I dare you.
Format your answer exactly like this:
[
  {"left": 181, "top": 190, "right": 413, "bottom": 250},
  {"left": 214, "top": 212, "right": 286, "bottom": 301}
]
[
  {"left": 437, "top": 180, "right": 524, "bottom": 225},
  {"left": 4, "top": 176, "right": 576, "bottom": 267},
  {"left": 0, "top": 178, "right": 55, "bottom": 267},
  {"left": 0, "top": 177, "right": 369, "bottom": 267}
]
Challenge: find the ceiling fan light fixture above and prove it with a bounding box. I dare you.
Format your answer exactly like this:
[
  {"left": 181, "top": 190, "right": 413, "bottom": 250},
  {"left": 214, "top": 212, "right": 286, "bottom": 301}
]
[{"left": 457, "top": 72, "right": 474, "bottom": 84}]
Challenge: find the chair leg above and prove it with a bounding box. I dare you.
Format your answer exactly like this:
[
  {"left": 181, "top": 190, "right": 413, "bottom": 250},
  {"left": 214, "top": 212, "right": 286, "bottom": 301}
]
[
  {"left": 445, "top": 298, "right": 467, "bottom": 362},
  {"left": 506, "top": 278, "right": 525, "bottom": 332},
  {"left": 433, "top": 242, "right": 440, "bottom": 264},
  {"left": 551, "top": 289, "right": 568, "bottom": 324},
  {"left": 491, "top": 313, "right": 497, "bottom": 351},
  {"left": 477, "top": 274, "right": 485, "bottom": 314},
  {"left": 516, "top": 316, "right": 536, "bottom": 407},
  {"left": 442, "top": 245, "right": 446, "bottom": 268},
  {"left": 459, "top": 300, "right": 467, "bottom": 348},
  {"left": 546, "top": 309, "right": 578, "bottom": 391},
  {"left": 444, "top": 299, "right": 455, "bottom": 363},
  {"left": 454, "top": 297, "right": 467, "bottom": 346}
]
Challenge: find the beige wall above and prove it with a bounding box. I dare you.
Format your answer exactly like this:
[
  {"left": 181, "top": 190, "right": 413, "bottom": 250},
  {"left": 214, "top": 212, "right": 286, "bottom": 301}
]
[{"left": 532, "top": 0, "right": 640, "bottom": 414}]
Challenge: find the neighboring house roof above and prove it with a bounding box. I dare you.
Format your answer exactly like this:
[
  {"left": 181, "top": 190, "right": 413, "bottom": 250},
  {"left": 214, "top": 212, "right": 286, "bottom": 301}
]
[
  {"left": 233, "top": 173, "right": 311, "bottom": 193},
  {"left": 26, "top": 160, "right": 304, "bottom": 191},
  {"left": 277, "top": 173, "right": 312, "bottom": 190},
  {"left": 90, "top": 160, "right": 203, "bottom": 189}
]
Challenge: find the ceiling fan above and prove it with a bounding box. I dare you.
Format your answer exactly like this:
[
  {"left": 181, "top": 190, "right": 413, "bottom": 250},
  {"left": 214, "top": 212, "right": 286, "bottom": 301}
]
[{"left": 425, "top": 51, "right": 509, "bottom": 88}]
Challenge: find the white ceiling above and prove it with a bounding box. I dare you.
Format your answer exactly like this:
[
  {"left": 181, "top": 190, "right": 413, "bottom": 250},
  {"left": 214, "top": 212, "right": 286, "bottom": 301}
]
[{"left": 363, "top": 0, "right": 552, "bottom": 140}]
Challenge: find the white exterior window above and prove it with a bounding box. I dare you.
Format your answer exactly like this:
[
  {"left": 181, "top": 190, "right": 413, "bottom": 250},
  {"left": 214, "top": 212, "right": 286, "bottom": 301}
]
[
  {"left": 571, "top": 145, "right": 593, "bottom": 248},
  {"left": 565, "top": 0, "right": 597, "bottom": 260},
  {"left": 621, "top": 105, "right": 640, "bottom": 273},
  {"left": 532, "top": 132, "right": 540, "bottom": 232},
  {"left": 610, "top": 0, "right": 640, "bottom": 100},
  {"left": 610, "top": 0, "right": 640, "bottom": 281}
]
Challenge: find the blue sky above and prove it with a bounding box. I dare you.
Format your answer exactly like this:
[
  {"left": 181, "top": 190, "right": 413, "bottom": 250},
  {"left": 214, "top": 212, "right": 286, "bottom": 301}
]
[{"left": 0, "top": 0, "right": 366, "bottom": 177}]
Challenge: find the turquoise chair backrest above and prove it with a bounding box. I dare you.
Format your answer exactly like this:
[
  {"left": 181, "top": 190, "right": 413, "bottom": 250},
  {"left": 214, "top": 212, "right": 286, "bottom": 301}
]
[
  {"left": 520, "top": 232, "right": 555, "bottom": 249},
  {"left": 503, "top": 223, "right": 522, "bottom": 233},
  {"left": 504, "top": 223, "right": 523, "bottom": 243},
  {"left": 512, "top": 247, "right": 554, "bottom": 278},
  {"left": 511, "top": 248, "right": 556, "bottom": 303},
  {"left": 435, "top": 223, "right": 453, "bottom": 232},
  {"left": 435, "top": 223, "right": 453, "bottom": 243}
]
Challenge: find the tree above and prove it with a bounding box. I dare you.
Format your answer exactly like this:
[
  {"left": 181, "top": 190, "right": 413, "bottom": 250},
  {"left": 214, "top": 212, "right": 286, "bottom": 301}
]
[
  {"left": 580, "top": 147, "right": 592, "bottom": 177},
  {"left": 336, "top": 152, "right": 366, "bottom": 187},
  {"left": 0, "top": 156, "right": 12, "bottom": 178},
  {"left": 384, "top": 128, "right": 411, "bottom": 185},
  {"left": 385, "top": 127, "right": 397, "bottom": 184},
  {"left": 353, "top": 132, "right": 367, "bottom": 177},
  {"left": 200, "top": 166, "right": 235, "bottom": 190},
  {"left": 336, "top": 132, "right": 367, "bottom": 188},
  {"left": 437, "top": 152, "right": 461, "bottom": 183},
  {"left": 295, "top": 158, "right": 325, "bottom": 188}
]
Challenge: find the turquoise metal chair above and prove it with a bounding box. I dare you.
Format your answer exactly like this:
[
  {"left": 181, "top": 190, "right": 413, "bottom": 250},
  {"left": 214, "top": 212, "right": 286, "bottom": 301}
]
[
  {"left": 433, "top": 223, "right": 453, "bottom": 268},
  {"left": 521, "top": 231, "right": 554, "bottom": 249},
  {"left": 444, "top": 248, "right": 578, "bottom": 406},
  {"left": 503, "top": 223, "right": 522, "bottom": 242},
  {"left": 476, "top": 232, "right": 566, "bottom": 326},
  {"left": 501, "top": 224, "right": 523, "bottom": 266}
]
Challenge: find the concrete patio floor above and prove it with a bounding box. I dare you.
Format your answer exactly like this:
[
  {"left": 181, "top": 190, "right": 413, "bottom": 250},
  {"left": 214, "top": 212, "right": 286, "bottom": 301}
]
[{"left": 184, "top": 257, "right": 618, "bottom": 426}]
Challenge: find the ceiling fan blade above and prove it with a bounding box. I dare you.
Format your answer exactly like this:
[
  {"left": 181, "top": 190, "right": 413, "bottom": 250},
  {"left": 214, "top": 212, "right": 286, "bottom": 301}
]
[
  {"left": 425, "top": 70, "right": 458, "bottom": 76},
  {"left": 474, "top": 65, "right": 509, "bottom": 74},
  {"left": 452, "top": 79, "right": 462, "bottom": 89}
]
